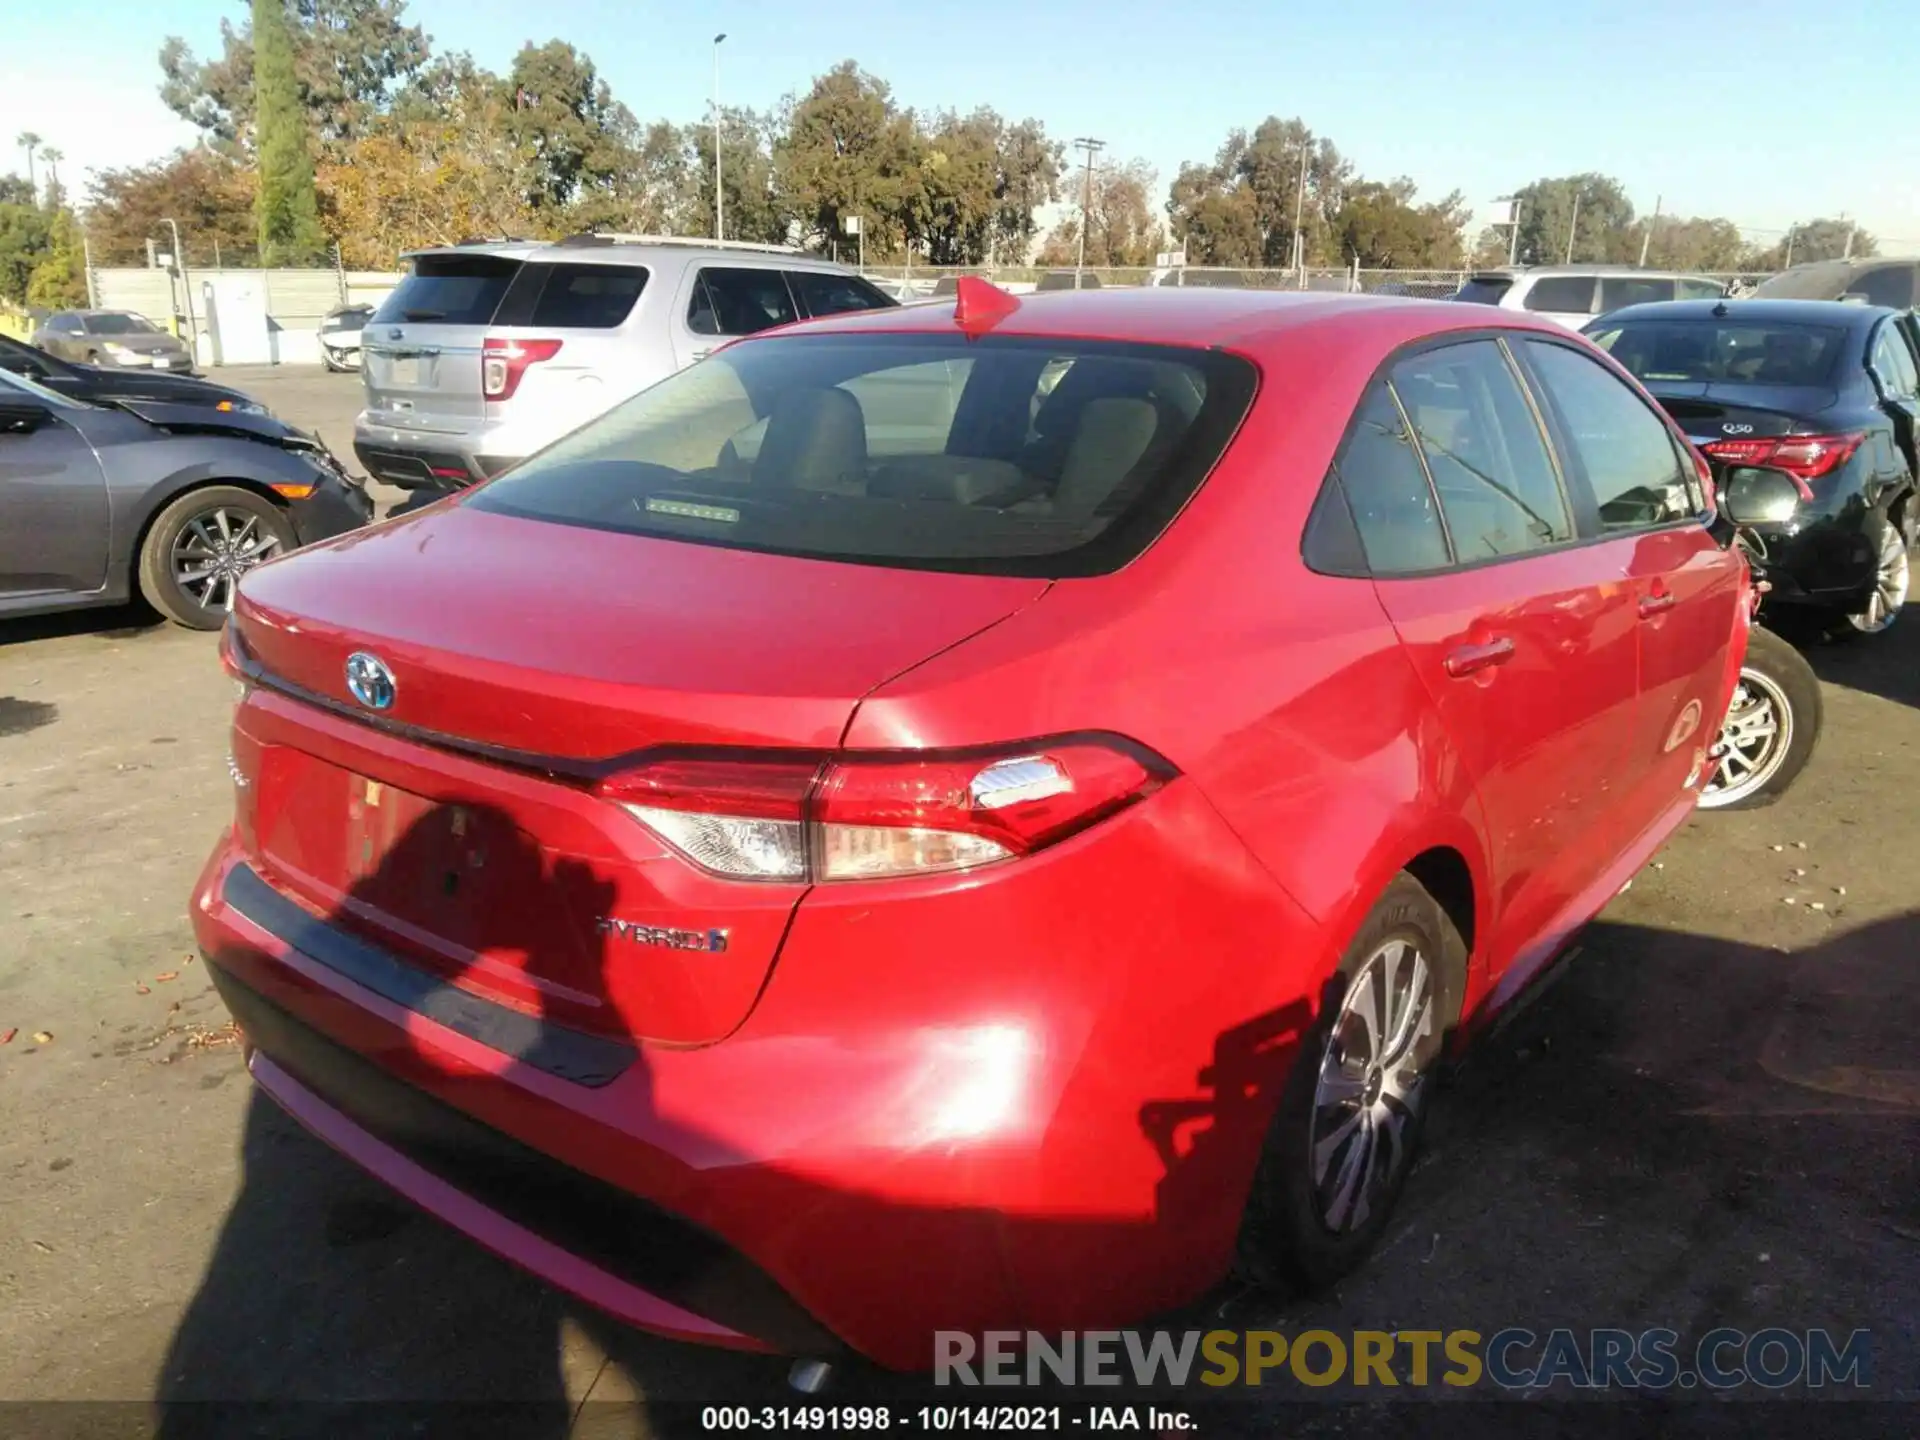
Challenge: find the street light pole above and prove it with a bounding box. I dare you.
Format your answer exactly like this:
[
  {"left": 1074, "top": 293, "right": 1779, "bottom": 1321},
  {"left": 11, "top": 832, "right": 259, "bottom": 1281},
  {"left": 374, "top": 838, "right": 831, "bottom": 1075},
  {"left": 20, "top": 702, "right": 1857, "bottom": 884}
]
[
  {"left": 1564, "top": 190, "right": 1581, "bottom": 264},
  {"left": 162, "top": 217, "right": 198, "bottom": 359},
  {"left": 712, "top": 33, "right": 727, "bottom": 241},
  {"left": 1072, "top": 136, "right": 1104, "bottom": 289}
]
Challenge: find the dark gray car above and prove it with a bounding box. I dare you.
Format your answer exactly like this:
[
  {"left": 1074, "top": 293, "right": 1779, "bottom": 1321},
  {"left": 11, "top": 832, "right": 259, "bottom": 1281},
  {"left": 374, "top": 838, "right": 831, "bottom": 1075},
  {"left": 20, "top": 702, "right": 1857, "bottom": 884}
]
[
  {"left": 31, "top": 309, "right": 196, "bottom": 374},
  {"left": 0, "top": 368, "right": 370, "bottom": 629}
]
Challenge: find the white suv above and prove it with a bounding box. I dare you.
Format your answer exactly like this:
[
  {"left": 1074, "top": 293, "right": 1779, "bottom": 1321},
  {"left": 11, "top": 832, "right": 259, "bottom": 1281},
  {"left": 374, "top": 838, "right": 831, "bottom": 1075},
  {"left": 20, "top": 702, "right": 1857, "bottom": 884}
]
[
  {"left": 1450, "top": 266, "right": 1728, "bottom": 330},
  {"left": 352, "top": 235, "right": 897, "bottom": 490}
]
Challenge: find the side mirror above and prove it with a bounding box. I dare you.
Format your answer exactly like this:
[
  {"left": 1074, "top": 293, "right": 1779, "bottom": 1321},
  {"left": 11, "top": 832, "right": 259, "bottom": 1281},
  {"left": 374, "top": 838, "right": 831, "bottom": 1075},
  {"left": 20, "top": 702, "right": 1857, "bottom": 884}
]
[{"left": 1719, "top": 466, "right": 1802, "bottom": 527}]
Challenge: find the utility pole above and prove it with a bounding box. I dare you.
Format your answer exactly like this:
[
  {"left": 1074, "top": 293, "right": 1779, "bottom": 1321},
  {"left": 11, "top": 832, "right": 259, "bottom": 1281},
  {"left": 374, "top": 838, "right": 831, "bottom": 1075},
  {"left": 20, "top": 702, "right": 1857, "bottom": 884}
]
[
  {"left": 1564, "top": 190, "right": 1582, "bottom": 264},
  {"left": 1291, "top": 142, "right": 1310, "bottom": 277},
  {"left": 163, "top": 217, "right": 197, "bottom": 358},
  {"left": 711, "top": 34, "right": 727, "bottom": 241},
  {"left": 1072, "top": 136, "right": 1105, "bottom": 290},
  {"left": 1638, "top": 194, "right": 1661, "bottom": 267},
  {"left": 1498, "top": 197, "right": 1523, "bottom": 266},
  {"left": 1783, "top": 225, "right": 1796, "bottom": 269},
  {"left": 1843, "top": 216, "right": 1858, "bottom": 261}
]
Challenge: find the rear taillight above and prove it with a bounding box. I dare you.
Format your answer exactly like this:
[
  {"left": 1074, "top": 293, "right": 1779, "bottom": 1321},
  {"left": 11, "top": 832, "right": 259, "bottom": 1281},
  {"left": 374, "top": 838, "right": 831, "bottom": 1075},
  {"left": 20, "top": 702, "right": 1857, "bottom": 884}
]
[
  {"left": 1701, "top": 432, "right": 1865, "bottom": 499},
  {"left": 598, "top": 739, "right": 1171, "bottom": 883},
  {"left": 481, "top": 338, "right": 563, "bottom": 400}
]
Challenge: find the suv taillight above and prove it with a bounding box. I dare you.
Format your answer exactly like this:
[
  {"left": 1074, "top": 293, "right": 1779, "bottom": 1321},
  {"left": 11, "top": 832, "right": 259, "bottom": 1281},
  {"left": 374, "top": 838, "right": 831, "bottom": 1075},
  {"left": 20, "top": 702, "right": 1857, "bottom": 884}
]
[
  {"left": 598, "top": 739, "right": 1172, "bottom": 882},
  {"left": 1701, "top": 432, "right": 1865, "bottom": 497},
  {"left": 481, "top": 338, "right": 563, "bottom": 400}
]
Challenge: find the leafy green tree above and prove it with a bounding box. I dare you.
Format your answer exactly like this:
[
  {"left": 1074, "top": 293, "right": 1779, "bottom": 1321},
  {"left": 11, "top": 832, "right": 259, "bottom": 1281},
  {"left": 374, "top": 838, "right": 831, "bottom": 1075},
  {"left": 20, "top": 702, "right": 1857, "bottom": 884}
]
[
  {"left": 773, "top": 62, "right": 923, "bottom": 258},
  {"left": 161, "top": 0, "right": 429, "bottom": 156},
  {"left": 1638, "top": 214, "right": 1748, "bottom": 271},
  {"left": 0, "top": 198, "right": 52, "bottom": 301},
  {"left": 676, "top": 109, "right": 789, "bottom": 245},
  {"left": 253, "top": 0, "right": 327, "bottom": 263},
  {"left": 1167, "top": 118, "right": 1352, "bottom": 267},
  {"left": 1506, "top": 174, "right": 1637, "bottom": 264},
  {"left": 501, "top": 41, "right": 637, "bottom": 217},
  {"left": 1756, "top": 217, "right": 1878, "bottom": 267},
  {"left": 1334, "top": 179, "right": 1469, "bottom": 268},
  {"left": 27, "top": 207, "right": 87, "bottom": 307}
]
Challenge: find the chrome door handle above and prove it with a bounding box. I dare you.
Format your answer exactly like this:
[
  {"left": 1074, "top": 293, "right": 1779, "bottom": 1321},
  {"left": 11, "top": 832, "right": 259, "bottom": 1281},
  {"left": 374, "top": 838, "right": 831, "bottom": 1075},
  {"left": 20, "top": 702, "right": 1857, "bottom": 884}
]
[
  {"left": 1638, "top": 591, "right": 1677, "bottom": 618},
  {"left": 1445, "top": 636, "right": 1516, "bottom": 678}
]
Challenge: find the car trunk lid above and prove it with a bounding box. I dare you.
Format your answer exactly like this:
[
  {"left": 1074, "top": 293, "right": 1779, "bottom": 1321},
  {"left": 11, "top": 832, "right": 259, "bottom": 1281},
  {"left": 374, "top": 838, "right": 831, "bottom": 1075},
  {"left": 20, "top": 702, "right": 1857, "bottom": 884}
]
[
  {"left": 228, "top": 502, "right": 1049, "bottom": 1044},
  {"left": 1643, "top": 382, "right": 1840, "bottom": 446}
]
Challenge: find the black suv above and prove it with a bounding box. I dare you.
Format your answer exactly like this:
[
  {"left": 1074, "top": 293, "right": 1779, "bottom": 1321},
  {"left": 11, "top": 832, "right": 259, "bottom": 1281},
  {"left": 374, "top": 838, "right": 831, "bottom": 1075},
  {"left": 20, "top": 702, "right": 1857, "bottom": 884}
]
[{"left": 1586, "top": 298, "right": 1920, "bottom": 633}]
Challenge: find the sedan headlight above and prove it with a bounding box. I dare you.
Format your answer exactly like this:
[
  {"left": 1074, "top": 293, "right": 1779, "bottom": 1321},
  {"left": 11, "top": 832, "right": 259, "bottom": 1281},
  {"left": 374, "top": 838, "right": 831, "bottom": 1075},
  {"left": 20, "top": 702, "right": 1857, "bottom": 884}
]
[
  {"left": 214, "top": 399, "right": 271, "bottom": 416},
  {"left": 102, "top": 342, "right": 133, "bottom": 357}
]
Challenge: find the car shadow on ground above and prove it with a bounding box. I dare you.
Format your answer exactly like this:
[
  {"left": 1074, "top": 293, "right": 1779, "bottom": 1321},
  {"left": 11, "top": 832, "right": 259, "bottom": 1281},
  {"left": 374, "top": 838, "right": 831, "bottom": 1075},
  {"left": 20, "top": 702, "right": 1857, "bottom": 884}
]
[
  {"left": 153, "top": 803, "right": 1920, "bottom": 1438},
  {"left": 1794, "top": 603, "right": 1920, "bottom": 709},
  {"left": 0, "top": 603, "right": 165, "bottom": 648}
]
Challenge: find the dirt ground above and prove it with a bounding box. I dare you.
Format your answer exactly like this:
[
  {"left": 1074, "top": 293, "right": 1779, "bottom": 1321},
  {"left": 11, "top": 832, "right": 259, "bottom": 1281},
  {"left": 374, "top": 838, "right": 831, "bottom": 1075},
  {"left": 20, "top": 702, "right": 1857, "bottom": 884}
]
[{"left": 1, "top": 366, "right": 1915, "bottom": 1436}]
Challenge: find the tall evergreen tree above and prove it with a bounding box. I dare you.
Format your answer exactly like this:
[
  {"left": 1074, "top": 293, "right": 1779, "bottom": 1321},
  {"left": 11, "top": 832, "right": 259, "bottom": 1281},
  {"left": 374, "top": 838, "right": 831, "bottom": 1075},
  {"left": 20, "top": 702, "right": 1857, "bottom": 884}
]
[{"left": 252, "top": 0, "right": 325, "bottom": 263}]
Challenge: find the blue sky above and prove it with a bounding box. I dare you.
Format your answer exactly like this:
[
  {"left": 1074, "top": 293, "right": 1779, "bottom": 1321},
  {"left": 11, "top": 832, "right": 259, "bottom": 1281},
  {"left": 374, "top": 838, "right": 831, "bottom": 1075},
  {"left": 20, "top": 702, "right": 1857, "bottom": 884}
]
[{"left": 4, "top": 0, "right": 1916, "bottom": 248}]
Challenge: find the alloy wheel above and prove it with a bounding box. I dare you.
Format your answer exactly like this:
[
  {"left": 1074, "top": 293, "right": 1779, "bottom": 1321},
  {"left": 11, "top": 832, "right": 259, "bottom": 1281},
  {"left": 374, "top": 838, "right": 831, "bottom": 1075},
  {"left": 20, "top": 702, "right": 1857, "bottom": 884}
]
[
  {"left": 1847, "top": 523, "right": 1909, "bottom": 634},
  {"left": 170, "top": 507, "right": 283, "bottom": 613},
  {"left": 1308, "top": 937, "right": 1435, "bottom": 1234},
  {"left": 1699, "top": 667, "right": 1793, "bottom": 808}
]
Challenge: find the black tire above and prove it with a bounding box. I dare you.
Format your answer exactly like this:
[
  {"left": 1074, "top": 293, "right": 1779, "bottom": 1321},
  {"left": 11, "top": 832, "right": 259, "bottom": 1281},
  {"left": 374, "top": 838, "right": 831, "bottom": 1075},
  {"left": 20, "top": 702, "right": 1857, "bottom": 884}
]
[
  {"left": 1697, "top": 626, "right": 1822, "bottom": 811},
  {"left": 1239, "top": 873, "right": 1464, "bottom": 1292},
  {"left": 136, "top": 486, "right": 295, "bottom": 630}
]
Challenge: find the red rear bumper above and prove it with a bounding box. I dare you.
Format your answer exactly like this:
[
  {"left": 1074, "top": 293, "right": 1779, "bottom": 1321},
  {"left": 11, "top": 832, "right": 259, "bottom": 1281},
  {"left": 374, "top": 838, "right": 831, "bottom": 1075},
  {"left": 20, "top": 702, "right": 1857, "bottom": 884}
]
[{"left": 192, "top": 779, "right": 1332, "bottom": 1371}]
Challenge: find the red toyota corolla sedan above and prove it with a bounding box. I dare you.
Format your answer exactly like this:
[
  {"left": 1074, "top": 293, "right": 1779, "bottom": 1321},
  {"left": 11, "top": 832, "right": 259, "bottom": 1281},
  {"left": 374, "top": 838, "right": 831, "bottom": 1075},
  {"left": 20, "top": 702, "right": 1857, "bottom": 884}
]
[{"left": 193, "top": 281, "right": 1752, "bottom": 1371}]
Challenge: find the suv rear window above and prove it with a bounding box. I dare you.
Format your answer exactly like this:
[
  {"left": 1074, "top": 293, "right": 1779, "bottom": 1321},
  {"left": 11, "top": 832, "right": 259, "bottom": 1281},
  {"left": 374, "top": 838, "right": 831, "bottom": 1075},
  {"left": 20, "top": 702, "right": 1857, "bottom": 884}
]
[
  {"left": 373, "top": 254, "right": 523, "bottom": 326},
  {"left": 1451, "top": 277, "right": 1514, "bottom": 305},
  {"left": 469, "top": 334, "right": 1256, "bottom": 577},
  {"left": 1588, "top": 320, "right": 1845, "bottom": 387}
]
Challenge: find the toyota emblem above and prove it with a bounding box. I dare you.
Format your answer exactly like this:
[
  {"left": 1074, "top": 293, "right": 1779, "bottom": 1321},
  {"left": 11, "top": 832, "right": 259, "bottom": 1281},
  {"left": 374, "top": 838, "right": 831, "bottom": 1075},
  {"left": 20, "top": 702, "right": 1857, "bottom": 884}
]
[{"left": 345, "top": 652, "right": 396, "bottom": 711}]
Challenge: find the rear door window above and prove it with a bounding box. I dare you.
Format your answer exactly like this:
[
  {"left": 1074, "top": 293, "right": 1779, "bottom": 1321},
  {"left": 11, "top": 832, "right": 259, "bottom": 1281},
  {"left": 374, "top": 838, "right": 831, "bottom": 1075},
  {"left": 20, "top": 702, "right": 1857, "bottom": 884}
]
[
  {"left": 372, "top": 254, "right": 523, "bottom": 325},
  {"left": 1524, "top": 340, "right": 1697, "bottom": 531},
  {"left": 520, "top": 263, "right": 649, "bottom": 328},
  {"left": 1599, "top": 276, "right": 1677, "bottom": 310},
  {"left": 1328, "top": 382, "right": 1449, "bottom": 574},
  {"left": 789, "top": 271, "right": 897, "bottom": 319},
  {"left": 1388, "top": 340, "right": 1573, "bottom": 561},
  {"left": 1523, "top": 276, "right": 1596, "bottom": 314},
  {"left": 687, "top": 267, "right": 799, "bottom": 337}
]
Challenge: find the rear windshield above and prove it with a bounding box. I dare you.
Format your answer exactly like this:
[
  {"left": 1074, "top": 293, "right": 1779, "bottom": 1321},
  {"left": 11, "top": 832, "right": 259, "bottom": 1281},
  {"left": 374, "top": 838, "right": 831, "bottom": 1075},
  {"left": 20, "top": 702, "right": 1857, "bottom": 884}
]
[
  {"left": 1588, "top": 320, "right": 1845, "bottom": 387},
  {"left": 1451, "top": 277, "right": 1514, "bottom": 305},
  {"left": 87, "top": 313, "right": 161, "bottom": 335},
  {"left": 372, "top": 254, "right": 523, "bottom": 325},
  {"left": 468, "top": 334, "right": 1256, "bottom": 577}
]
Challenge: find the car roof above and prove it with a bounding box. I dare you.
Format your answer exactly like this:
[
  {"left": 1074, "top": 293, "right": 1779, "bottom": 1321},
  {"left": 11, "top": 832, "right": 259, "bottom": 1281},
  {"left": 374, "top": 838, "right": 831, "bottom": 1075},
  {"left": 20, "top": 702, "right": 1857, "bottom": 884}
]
[
  {"left": 1752, "top": 257, "right": 1919, "bottom": 298},
  {"left": 1471, "top": 265, "right": 1720, "bottom": 281},
  {"left": 765, "top": 285, "right": 1584, "bottom": 355},
  {"left": 399, "top": 235, "right": 859, "bottom": 273},
  {"left": 1589, "top": 297, "right": 1894, "bottom": 330}
]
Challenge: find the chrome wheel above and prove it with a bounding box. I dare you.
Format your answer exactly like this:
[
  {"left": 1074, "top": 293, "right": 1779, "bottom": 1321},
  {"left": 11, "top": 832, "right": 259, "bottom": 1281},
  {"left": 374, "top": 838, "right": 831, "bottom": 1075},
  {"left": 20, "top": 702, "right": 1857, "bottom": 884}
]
[
  {"left": 170, "top": 507, "right": 282, "bottom": 612},
  {"left": 1699, "top": 666, "right": 1793, "bottom": 808},
  {"left": 1308, "top": 937, "right": 1435, "bottom": 1234},
  {"left": 1847, "top": 523, "right": 1909, "bottom": 633}
]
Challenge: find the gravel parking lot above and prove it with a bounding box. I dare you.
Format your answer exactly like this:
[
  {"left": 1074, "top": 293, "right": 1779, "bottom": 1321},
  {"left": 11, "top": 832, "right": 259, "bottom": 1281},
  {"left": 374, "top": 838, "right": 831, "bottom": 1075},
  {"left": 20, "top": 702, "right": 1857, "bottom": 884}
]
[{"left": 2, "top": 366, "right": 1916, "bottom": 1435}]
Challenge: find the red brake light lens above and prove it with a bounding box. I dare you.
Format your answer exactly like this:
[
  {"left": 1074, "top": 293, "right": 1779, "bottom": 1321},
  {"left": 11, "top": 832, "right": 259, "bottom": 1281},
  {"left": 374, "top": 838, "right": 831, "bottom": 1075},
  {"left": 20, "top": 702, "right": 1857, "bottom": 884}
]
[
  {"left": 481, "top": 338, "right": 563, "bottom": 400},
  {"left": 598, "top": 740, "right": 1169, "bottom": 883},
  {"left": 1701, "top": 432, "right": 1865, "bottom": 499}
]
